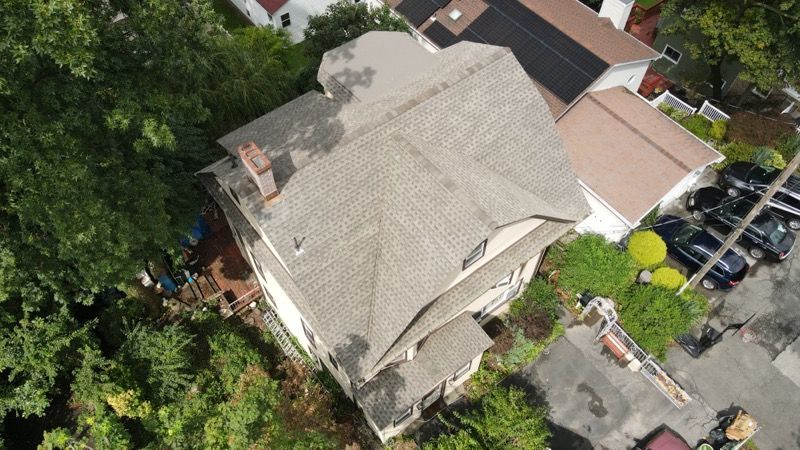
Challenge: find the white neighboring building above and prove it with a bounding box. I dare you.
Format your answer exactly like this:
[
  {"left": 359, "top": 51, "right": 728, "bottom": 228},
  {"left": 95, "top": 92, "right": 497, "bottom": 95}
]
[
  {"left": 224, "top": 0, "right": 340, "bottom": 42},
  {"left": 557, "top": 88, "right": 723, "bottom": 241}
]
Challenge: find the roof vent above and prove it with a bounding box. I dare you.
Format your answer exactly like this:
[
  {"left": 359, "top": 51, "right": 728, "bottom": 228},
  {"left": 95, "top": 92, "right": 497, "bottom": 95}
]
[
  {"left": 448, "top": 9, "right": 463, "bottom": 21},
  {"left": 237, "top": 141, "right": 279, "bottom": 200}
]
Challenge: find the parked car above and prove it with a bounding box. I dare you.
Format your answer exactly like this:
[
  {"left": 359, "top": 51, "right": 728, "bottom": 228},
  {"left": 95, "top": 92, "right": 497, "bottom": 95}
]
[
  {"left": 653, "top": 215, "right": 749, "bottom": 290},
  {"left": 634, "top": 428, "right": 691, "bottom": 450},
  {"left": 686, "top": 187, "right": 795, "bottom": 261},
  {"left": 718, "top": 161, "right": 800, "bottom": 229}
]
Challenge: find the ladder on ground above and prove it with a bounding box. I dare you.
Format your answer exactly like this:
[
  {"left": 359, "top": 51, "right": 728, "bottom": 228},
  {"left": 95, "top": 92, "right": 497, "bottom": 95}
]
[{"left": 262, "top": 307, "right": 305, "bottom": 364}]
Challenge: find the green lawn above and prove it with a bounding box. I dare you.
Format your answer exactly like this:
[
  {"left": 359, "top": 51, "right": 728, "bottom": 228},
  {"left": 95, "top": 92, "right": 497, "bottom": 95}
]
[{"left": 210, "top": 0, "right": 251, "bottom": 31}]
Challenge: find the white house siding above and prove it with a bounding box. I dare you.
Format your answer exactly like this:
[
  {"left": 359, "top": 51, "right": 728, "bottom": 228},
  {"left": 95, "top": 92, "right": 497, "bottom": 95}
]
[
  {"left": 443, "top": 218, "right": 545, "bottom": 291},
  {"left": 574, "top": 186, "right": 631, "bottom": 242},
  {"left": 227, "top": 0, "right": 273, "bottom": 26},
  {"left": 590, "top": 60, "right": 652, "bottom": 93},
  {"left": 273, "top": 0, "right": 340, "bottom": 43}
]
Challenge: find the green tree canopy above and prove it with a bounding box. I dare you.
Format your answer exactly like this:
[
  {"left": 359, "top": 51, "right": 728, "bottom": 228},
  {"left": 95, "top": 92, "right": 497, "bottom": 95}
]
[
  {"left": 426, "top": 387, "right": 551, "bottom": 450},
  {"left": 303, "top": 1, "right": 410, "bottom": 61},
  {"left": 661, "top": 0, "right": 800, "bottom": 98}
]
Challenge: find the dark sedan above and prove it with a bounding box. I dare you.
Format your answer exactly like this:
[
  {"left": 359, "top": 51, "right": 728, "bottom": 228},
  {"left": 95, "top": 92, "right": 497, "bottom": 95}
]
[
  {"left": 653, "top": 215, "right": 749, "bottom": 290},
  {"left": 719, "top": 161, "right": 800, "bottom": 229},
  {"left": 686, "top": 187, "right": 795, "bottom": 261}
]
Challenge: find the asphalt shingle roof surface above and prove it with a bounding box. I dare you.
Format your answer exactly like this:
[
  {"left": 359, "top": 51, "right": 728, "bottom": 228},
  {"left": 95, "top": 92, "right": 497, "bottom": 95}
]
[{"left": 205, "top": 33, "right": 587, "bottom": 391}]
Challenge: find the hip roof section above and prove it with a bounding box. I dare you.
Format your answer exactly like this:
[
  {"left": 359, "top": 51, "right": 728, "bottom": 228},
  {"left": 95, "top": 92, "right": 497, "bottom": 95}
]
[{"left": 205, "top": 32, "right": 587, "bottom": 382}]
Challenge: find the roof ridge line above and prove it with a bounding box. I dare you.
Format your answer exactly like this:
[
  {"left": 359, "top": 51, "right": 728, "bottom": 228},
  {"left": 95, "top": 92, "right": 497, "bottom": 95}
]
[
  {"left": 391, "top": 134, "right": 498, "bottom": 229},
  {"left": 586, "top": 92, "right": 693, "bottom": 172}
]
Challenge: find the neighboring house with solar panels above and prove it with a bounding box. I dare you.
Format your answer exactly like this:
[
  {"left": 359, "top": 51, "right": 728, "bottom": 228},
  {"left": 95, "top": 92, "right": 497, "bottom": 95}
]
[
  {"left": 379, "top": 0, "right": 659, "bottom": 117},
  {"left": 198, "top": 32, "right": 589, "bottom": 442},
  {"left": 381, "top": 0, "right": 724, "bottom": 241},
  {"left": 224, "top": 0, "right": 339, "bottom": 42}
]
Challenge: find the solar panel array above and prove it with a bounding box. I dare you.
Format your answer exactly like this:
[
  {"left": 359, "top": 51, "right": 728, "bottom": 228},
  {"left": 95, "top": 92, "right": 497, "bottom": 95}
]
[
  {"left": 417, "top": 0, "right": 609, "bottom": 104},
  {"left": 395, "top": 0, "right": 447, "bottom": 27}
]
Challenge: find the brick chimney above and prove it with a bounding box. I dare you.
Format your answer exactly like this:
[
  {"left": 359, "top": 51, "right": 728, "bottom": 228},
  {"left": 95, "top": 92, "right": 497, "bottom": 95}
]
[
  {"left": 237, "top": 141, "right": 278, "bottom": 200},
  {"left": 599, "top": 0, "right": 634, "bottom": 30}
]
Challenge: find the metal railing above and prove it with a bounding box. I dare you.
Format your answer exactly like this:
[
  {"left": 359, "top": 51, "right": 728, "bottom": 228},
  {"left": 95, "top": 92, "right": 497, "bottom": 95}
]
[
  {"left": 698, "top": 100, "right": 731, "bottom": 122},
  {"left": 586, "top": 298, "right": 692, "bottom": 409},
  {"left": 650, "top": 90, "right": 697, "bottom": 115}
]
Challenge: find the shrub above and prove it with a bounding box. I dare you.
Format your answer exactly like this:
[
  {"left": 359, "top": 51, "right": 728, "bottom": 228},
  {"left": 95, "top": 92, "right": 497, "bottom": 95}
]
[
  {"left": 617, "top": 285, "right": 707, "bottom": 359},
  {"left": 657, "top": 102, "right": 675, "bottom": 115},
  {"left": 753, "top": 146, "right": 787, "bottom": 170},
  {"left": 435, "top": 388, "right": 551, "bottom": 450},
  {"left": 713, "top": 141, "right": 757, "bottom": 170},
  {"left": 511, "top": 278, "right": 559, "bottom": 319},
  {"left": 709, "top": 119, "right": 727, "bottom": 142},
  {"left": 650, "top": 267, "right": 687, "bottom": 291},
  {"left": 555, "top": 234, "right": 637, "bottom": 299},
  {"left": 627, "top": 231, "right": 667, "bottom": 268},
  {"left": 680, "top": 114, "right": 712, "bottom": 141}
]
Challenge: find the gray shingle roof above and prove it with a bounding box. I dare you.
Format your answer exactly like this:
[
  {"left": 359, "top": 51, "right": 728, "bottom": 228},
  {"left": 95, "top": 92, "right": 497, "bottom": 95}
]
[
  {"left": 203, "top": 32, "right": 588, "bottom": 387},
  {"left": 357, "top": 312, "right": 493, "bottom": 429}
]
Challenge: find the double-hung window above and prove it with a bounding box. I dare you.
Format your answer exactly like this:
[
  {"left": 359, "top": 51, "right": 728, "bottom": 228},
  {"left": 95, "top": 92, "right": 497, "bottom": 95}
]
[
  {"left": 453, "top": 361, "right": 471, "bottom": 381},
  {"left": 280, "top": 13, "right": 291, "bottom": 27},
  {"left": 662, "top": 45, "right": 682, "bottom": 64},
  {"left": 302, "top": 320, "right": 316, "bottom": 348}
]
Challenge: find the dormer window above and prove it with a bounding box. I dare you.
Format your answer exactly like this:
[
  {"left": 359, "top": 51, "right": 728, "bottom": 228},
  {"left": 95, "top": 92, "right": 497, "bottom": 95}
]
[
  {"left": 494, "top": 272, "right": 513, "bottom": 289},
  {"left": 463, "top": 240, "right": 487, "bottom": 270}
]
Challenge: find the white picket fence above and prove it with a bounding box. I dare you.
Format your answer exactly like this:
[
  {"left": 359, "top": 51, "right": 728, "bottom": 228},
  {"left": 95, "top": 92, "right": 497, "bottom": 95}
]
[
  {"left": 649, "top": 90, "right": 697, "bottom": 115},
  {"left": 698, "top": 100, "right": 731, "bottom": 122}
]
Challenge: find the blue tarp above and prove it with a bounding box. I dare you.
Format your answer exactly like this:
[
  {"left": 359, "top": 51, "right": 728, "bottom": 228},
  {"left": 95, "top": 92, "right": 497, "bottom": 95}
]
[{"left": 158, "top": 275, "right": 177, "bottom": 293}]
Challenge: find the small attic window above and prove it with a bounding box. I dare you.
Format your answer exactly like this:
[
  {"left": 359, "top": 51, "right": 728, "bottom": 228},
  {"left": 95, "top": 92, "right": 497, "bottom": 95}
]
[
  {"left": 448, "top": 9, "right": 463, "bottom": 21},
  {"left": 463, "top": 240, "right": 487, "bottom": 270}
]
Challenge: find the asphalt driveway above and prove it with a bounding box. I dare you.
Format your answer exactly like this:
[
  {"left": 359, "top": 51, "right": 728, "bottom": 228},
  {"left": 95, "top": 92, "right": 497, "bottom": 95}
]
[{"left": 519, "top": 198, "right": 800, "bottom": 448}]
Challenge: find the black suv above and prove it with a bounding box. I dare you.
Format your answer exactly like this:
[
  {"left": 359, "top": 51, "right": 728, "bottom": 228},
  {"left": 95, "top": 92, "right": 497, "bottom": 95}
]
[
  {"left": 654, "top": 215, "right": 749, "bottom": 290},
  {"left": 718, "top": 161, "right": 800, "bottom": 229},
  {"left": 687, "top": 187, "right": 795, "bottom": 261}
]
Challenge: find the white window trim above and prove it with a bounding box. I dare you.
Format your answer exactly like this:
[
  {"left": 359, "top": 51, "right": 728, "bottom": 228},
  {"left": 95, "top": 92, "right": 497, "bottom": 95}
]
[
  {"left": 662, "top": 44, "right": 682, "bottom": 64},
  {"left": 452, "top": 361, "right": 471, "bottom": 381},
  {"left": 394, "top": 406, "right": 413, "bottom": 427},
  {"left": 493, "top": 272, "right": 514, "bottom": 289},
  {"left": 463, "top": 240, "right": 487, "bottom": 270},
  {"left": 302, "top": 320, "right": 316, "bottom": 348}
]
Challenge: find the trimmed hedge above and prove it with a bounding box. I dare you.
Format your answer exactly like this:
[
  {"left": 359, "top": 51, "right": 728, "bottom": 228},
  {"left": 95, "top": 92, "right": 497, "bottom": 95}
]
[
  {"left": 627, "top": 231, "right": 667, "bottom": 268},
  {"left": 555, "top": 234, "right": 637, "bottom": 298},
  {"left": 651, "top": 267, "right": 687, "bottom": 291},
  {"left": 709, "top": 120, "right": 727, "bottom": 142},
  {"left": 681, "top": 114, "right": 712, "bottom": 141},
  {"left": 617, "top": 284, "right": 707, "bottom": 359}
]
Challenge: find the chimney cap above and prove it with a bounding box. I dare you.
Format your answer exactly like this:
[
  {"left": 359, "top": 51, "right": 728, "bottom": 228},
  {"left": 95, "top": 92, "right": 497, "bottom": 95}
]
[{"left": 237, "top": 141, "right": 271, "bottom": 175}]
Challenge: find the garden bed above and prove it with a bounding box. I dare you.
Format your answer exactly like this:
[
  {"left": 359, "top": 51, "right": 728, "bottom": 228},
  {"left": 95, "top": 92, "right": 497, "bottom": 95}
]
[
  {"left": 466, "top": 279, "right": 564, "bottom": 400},
  {"left": 544, "top": 233, "right": 708, "bottom": 360}
]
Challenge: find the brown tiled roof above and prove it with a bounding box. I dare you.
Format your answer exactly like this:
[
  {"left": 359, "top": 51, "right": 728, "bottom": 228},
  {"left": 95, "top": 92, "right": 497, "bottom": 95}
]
[
  {"left": 515, "top": 0, "right": 658, "bottom": 65},
  {"left": 400, "top": 0, "right": 657, "bottom": 116},
  {"left": 557, "top": 88, "right": 722, "bottom": 224}
]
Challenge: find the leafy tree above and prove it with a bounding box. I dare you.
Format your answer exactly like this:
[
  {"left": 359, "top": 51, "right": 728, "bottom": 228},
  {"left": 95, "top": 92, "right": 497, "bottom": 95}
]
[
  {"left": 304, "top": 1, "right": 410, "bottom": 60},
  {"left": 298, "top": 1, "right": 410, "bottom": 91},
  {"left": 0, "top": 310, "right": 91, "bottom": 418},
  {"left": 115, "top": 323, "right": 195, "bottom": 405},
  {"left": 650, "top": 267, "right": 688, "bottom": 291},
  {"left": 661, "top": 0, "right": 800, "bottom": 99},
  {"left": 429, "top": 387, "right": 551, "bottom": 450}
]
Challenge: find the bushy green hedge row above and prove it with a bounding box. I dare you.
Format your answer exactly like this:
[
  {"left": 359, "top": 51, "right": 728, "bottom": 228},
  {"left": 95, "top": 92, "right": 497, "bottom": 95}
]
[
  {"left": 551, "top": 233, "right": 708, "bottom": 360},
  {"left": 553, "top": 234, "right": 637, "bottom": 298},
  {"left": 617, "top": 285, "right": 707, "bottom": 359}
]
